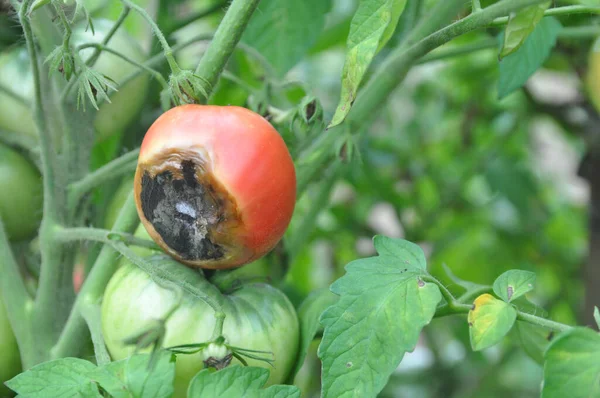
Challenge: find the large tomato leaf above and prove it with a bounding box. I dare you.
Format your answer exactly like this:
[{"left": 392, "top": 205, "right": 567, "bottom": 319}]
[
  {"left": 497, "top": 17, "right": 562, "bottom": 99},
  {"left": 5, "top": 358, "right": 101, "bottom": 398},
  {"left": 468, "top": 293, "right": 517, "bottom": 351},
  {"left": 187, "top": 366, "right": 300, "bottom": 397},
  {"left": 499, "top": 2, "right": 551, "bottom": 59},
  {"left": 492, "top": 269, "right": 536, "bottom": 303},
  {"left": 287, "top": 288, "right": 338, "bottom": 383},
  {"left": 318, "top": 237, "right": 441, "bottom": 398},
  {"left": 242, "top": 0, "right": 332, "bottom": 76},
  {"left": 542, "top": 327, "right": 600, "bottom": 398},
  {"left": 329, "top": 0, "right": 407, "bottom": 128}
]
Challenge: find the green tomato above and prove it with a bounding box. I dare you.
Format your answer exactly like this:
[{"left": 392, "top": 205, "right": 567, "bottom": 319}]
[
  {"left": 0, "top": 48, "right": 36, "bottom": 138},
  {"left": 0, "top": 296, "right": 21, "bottom": 396},
  {"left": 101, "top": 256, "right": 300, "bottom": 397},
  {"left": 0, "top": 143, "right": 42, "bottom": 240},
  {"left": 0, "top": 19, "right": 148, "bottom": 140}
]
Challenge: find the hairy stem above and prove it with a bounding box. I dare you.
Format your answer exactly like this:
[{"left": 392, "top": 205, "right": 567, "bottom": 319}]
[
  {"left": 68, "top": 147, "right": 139, "bottom": 207},
  {"left": 55, "top": 227, "right": 160, "bottom": 250},
  {"left": 194, "top": 0, "right": 261, "bottom": 101},
  {"left": 61, "top": 7, "right": 131, "bottom": 100},
  {"left": 491, "top": 5, "right": 600, "bottom": 26},
  {"left": 121, "top": 0, "right": 179, "bottom": 72}
]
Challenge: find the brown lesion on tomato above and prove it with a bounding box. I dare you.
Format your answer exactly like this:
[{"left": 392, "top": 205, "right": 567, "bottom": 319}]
[{"left": 137, "top": 148, "right": 243, "bottom": 265}]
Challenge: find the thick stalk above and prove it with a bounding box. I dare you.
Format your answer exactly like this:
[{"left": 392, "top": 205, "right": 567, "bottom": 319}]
[
  {"left": 19, "top": 0, "right": 70, "bottom": 364},
  {"left": 194, "top": 0, "right": 261, "bottom": 100}
]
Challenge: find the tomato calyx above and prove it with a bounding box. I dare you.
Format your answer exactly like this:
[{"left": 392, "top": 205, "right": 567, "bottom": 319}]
[
  {"left": 167, "top": 335, "right": 275, "bottom": 371},
  {"left": 137, "top": 148, "right": 246, "bottom": 266}
]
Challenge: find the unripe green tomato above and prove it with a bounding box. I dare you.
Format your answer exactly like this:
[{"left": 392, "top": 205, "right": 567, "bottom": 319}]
[
  {"left": 0, "top": 143, "right": 42, "bottom": 240},
  {"left": 587, "top": 38, "right": 600, "bottom": 113},
  {"left": 0, "top": 48, "right": 36, "bottom": 138},
  {"left": 101, "top": 256, "right": 300, "bottom": 397},
  {"left": 0, "top": 296, "right": 21, "bottom": 396},
  {"left": 0, "top": 19, "right": 148, "bottom": 140}
]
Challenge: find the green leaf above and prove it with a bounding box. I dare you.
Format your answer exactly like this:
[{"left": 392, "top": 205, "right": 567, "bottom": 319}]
[
  {"left": 329, "top": 0, "right": 408, "bottom": 128},
  {"left": 318, "top": 240, "right": 442, "bottom": 397},
  {"left": 468, "top": 294, "right": 517, "bottom": 351},
  {"left": 187, "top": 366, "right": 300, "bottom": 397},
  {"left": 92, "top": 351, "right": 176, "bottom": 398},
  {"left": 492, "top": 270, "right": 536, "bottom": 302},
  {"left": 514, "top": 321, "right": 552, "bottom": 365},
  {"left": 373, "top": 235, "right": 426, "bottom": 269},
  {"left": 242, "top": 0, "right": 332, "bottom": 76},
  {"left": 499, "top": 2, "right": 551, "bottom": 59},
  {"left": 498, "top": 17, "right": 562, "bottom": 99},
  {"left": 542, "top": 327, "right": 600, "bottom": 398},
  {"left": 5, "top": 358, "right": 100, "bottom": 398},
  {"left": 288, "top": 288, "right": 338, "bottom": 382},
  {"left": 594, "top": 306, "right": 600, "bottom": 330}
]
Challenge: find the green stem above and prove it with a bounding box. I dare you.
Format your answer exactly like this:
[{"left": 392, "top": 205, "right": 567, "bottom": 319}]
[
  {"left": 120, "top": 0, "right": 179, "bottom": 72},
  {"left": 472, "top": 0, "right": 482, "bottom": 12},
  {"left": 87, "top": 6, "right": 130, "bottom": 68},
  {"left": 78, "top": 44, "right": 169, "bottom": 89},
  {"left": 101, "top": 34, "right": 213, "bottom": 98},
  {"left": 402, "top": 0, "right": 466, "bottom": 49},
  {"left": 20, "top": 0, "right": 68, "bottom": 363},
  {"left": 418, "top": 25, "right": 600, "bottom": 65},
  {"left": 55, "top": 227, "right": 160, "bottom": 250},
  {"left": 51, "top": 194, "right": 140, "bottom": 359},
  {"left": 194, "top": 0, "right": 261, "bottom": 101},
  {"left": 80, "top": 302, "right": 111, "bottom": 366},
  {"left": 516, "top": 311, "right": 572, "bottom": 333},
  {"left": 211, "top": 312, "right": 226, "bottom": 340},
  {"left": 167, "top": 0, "right": 228, "bottom": 34},
  {"left": 68, "top": 147, "right": 139, "bottom": 207},
  {"left": 491, "top": 5, "right": 600, "bottom": 26},
  {"left": 61, "top": 7, "right": 131, "bottom": 100},
  {"left": 427, "top": 278, "right": 572, "bottom": 334}
]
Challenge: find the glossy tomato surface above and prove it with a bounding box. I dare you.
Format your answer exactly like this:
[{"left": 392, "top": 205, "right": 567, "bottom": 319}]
[
  {"left": 0, "top": 19, "right": 147, "bottom": 140},
  {"left": 101, "top": 255, "right": 299, "bottom": 397},
  {"left": 0, "top": 143, "right": 42, "bottom": 240},
  {"left": 0, "top": 295, "right": 21, "bottom": 396},
  {"left": 135, "top": 105, "right": 296, "bottom": 269}
]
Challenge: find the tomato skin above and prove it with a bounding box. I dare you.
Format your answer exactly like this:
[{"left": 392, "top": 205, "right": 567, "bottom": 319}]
[
  {"left": 101, "top": 256, "right": 300, "bottom": 397},
  {"left": 135, "top": 105, "right": 296, "bottom": 269},
  {"left": 0, "top": 143, "right": 42, "bottom": 241},
  {"left": 0, "top": 295, "right": 21, "bottom": 396},
  {"left": 0, "top": 19, "right": 147, "bottom": 140}
]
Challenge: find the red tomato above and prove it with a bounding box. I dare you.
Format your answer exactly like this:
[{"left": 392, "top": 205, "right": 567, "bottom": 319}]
[{"left": 134, "top": 105, "right": 296, "bottom": 269}]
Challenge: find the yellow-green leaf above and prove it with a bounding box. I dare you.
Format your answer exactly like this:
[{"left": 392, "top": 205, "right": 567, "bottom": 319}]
[
  {"left": 468, "top": 293, "right": 517, "bottom": 351},
  {"left": 329, "top": 0, "right": 407, "bottom": 128}
]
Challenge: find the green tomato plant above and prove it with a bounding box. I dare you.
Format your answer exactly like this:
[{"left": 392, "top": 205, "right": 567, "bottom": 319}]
[{"left": 1, "top": 0, "right": 600, "bottom": 397}]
